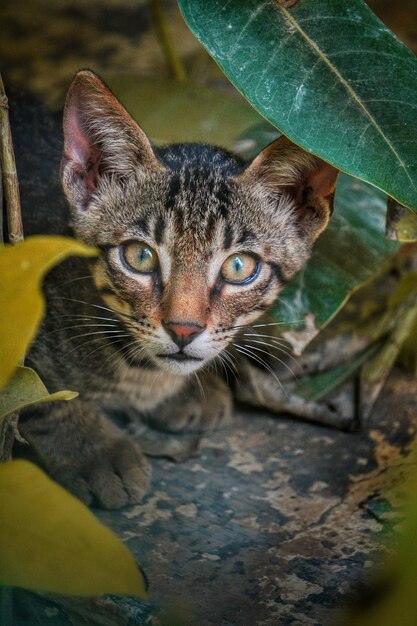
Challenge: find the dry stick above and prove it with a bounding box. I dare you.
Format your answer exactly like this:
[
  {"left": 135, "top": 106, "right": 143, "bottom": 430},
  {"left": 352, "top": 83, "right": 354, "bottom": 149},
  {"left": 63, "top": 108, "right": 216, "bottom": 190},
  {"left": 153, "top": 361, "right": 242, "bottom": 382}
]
[
  {"left": 0, "top": 73, "right": 24, "bottom": 462},
  {"left": 149, "top": 0, "right": 186, "bottom": 82}
]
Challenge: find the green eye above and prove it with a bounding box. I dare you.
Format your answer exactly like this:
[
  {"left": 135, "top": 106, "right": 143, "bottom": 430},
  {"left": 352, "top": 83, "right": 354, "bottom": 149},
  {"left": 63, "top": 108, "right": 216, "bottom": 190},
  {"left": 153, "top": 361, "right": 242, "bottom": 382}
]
[
  {"left": 221, "top": 253, "right": 259, "bottom": 284},
  {"left": 121, "top": 241, "right": 158, "bottom": 273}
]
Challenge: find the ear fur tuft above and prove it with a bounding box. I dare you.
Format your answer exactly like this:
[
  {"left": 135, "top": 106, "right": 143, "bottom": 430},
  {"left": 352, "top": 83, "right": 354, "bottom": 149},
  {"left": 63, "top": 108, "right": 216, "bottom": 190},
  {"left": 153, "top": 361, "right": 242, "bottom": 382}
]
[
  {"left": 61, "top": 69, "right": 161, "bottom": 210},
  {"left": 239, "top": 135, "right": 339, "bottom": 241}
]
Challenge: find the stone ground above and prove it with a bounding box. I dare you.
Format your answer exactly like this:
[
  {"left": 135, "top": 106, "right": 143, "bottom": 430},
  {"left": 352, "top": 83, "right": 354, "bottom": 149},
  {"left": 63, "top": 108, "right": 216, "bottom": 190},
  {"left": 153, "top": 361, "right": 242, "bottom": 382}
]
[
  {"left": 4, "top": 370, "right": 417, "bottom": 625},
  {"left": 1, "top": 1, "right": 417, "bottom": 624}
]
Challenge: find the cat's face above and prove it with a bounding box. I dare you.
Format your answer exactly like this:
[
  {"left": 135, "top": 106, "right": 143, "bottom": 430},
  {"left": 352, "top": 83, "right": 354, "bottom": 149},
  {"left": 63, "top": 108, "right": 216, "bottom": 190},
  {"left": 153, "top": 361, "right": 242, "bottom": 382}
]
[{"left": 61, "top": 70, "right": 338, "bottom": 375}]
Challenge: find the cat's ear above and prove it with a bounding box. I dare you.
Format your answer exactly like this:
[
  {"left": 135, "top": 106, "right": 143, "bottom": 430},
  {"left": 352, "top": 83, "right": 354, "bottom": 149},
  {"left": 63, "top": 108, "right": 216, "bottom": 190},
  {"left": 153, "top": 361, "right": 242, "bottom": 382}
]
[
  {"left": 240, "top": 135, "right": 339, "bottom": 240},
  {"left": 62, "top": 69, "right": 161, "bottom": 210}
]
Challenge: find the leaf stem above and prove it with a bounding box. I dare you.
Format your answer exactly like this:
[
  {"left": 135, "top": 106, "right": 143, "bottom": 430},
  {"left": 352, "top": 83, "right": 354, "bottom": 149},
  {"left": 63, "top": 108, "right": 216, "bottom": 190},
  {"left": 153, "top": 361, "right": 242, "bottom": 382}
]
[
  {"left": 149, "top": 0, "right": 186, "bottom": 82},
  {"left": 0, "top": 73, "right": 25, "bottom": 461}
]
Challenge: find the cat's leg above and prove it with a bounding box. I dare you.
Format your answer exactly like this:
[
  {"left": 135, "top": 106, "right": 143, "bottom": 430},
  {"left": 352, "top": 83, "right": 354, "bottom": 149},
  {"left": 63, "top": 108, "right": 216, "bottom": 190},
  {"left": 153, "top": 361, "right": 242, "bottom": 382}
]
[
  {"left": 18, "top": 399, "right": 151, "bottom": 509},
  {"left": 143, "top": 372, "right": 233, "bottom": 434}
]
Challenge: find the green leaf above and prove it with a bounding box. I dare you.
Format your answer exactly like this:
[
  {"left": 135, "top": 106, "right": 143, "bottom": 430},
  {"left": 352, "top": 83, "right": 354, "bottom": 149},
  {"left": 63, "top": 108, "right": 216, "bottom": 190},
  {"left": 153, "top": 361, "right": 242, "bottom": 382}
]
[
  {"left": 0, "top": 460, "right": 146, "bottom": 598},
  {"left": 178, "top": 0, "right": 417, "bottom": 211},
  {"left": 0, "top": 366, "right": 77, "bottom": 424},
  {"left": 0, "top": 236, "right": 96, "bottom": 389},
  {"left": 295, "top": 344, "right": 379, "bottom": 402},
  {"left": 105, "top": 75, "right": 263, "bottom": 149},
  {"left": 271, "top": 173, "right": 400, "bottom": 353}
]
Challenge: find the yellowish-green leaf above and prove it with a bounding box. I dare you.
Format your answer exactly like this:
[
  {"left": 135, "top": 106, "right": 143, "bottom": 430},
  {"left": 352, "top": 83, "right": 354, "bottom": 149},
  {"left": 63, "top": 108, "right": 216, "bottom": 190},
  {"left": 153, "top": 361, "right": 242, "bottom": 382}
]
[
  {"left": 0, "top": 366, "right": 77, "bottom": 424},
  {"left": 0, "top": 236, "right": 96, "bottom": 389},
  {"left": 0, "top": 460, "right": 146, "bottom": 598},
  {"left": 348, "top": 450, "right": 417, "bottom": 626},
  {"left": 105, "top": 75, "right": 262, "bottom": 149}
]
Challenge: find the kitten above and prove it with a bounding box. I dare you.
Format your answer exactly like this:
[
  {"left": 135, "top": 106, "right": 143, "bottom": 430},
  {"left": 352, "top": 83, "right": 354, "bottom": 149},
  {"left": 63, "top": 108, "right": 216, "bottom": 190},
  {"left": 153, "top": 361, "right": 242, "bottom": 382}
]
[{"left": 19, "top": 70, "right": 337, "bottom": 509}]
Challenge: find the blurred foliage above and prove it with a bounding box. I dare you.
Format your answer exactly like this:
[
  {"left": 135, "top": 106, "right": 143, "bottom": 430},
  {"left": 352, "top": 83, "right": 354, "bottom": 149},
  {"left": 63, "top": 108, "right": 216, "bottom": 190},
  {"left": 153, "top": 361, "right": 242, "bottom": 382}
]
[
  {"left": 0, "top": 460, "right": 146, "bottom": 598},
  {"left": 0, "top": 366, "right": 77, "bottom": 425},
  {"left": 0, "top": 236, "right": 96, "bottom": 389},
  {"left": 0, "top": 237, "right": 145, "bottom": 605},
  {"left": 346, "top": 447, "right": 417, "bottom": 626},
  {"left": 106, "top": 74, "right": 263, "bottom": 149},
  {"left": 273, "top": 173, "right": 400, "bottom": 353}
]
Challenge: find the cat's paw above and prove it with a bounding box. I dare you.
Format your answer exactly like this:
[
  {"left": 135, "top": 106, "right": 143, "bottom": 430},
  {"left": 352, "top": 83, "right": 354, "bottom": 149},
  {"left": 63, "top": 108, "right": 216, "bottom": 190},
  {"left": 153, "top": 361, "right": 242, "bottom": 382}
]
[
  {"left": 148, "top": 374, "right": 233, "bottom": 434},
  {"left": 53, "top": 437, "right": 151, "bottom": 510},
  {"left": 172, "top": 392, "right": 232, "bottom": 433}
]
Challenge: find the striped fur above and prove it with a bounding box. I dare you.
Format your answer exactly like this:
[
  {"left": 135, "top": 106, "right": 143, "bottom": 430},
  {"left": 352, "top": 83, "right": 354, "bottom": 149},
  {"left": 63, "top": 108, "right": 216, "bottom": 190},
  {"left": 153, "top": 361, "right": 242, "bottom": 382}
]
[{"left": 19, "top": 70, "right": 338, "bottom": 509}]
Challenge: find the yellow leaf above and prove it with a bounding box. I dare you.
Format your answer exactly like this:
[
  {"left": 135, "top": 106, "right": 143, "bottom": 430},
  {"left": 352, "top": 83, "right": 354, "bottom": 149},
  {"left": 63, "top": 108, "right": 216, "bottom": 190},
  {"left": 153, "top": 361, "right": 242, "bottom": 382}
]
[
  {"left": 0, "top": 236, "right": 96, "bottom": 389},
  {"left": 0, "top": 460, "right": 147, "bottom": 598},
  {"left": 0, "top": 366, "right": 77, "bottom": 424}
]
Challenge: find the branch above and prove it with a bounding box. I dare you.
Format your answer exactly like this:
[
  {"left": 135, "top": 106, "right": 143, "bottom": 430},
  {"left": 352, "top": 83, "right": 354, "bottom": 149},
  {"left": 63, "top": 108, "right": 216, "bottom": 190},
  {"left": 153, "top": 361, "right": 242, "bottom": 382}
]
[
  {"left": 0, "top": 73, "right": 25, "bottom": 461},
  {"left": 149, "top": 0, "right": 186, "bottom": 82}
]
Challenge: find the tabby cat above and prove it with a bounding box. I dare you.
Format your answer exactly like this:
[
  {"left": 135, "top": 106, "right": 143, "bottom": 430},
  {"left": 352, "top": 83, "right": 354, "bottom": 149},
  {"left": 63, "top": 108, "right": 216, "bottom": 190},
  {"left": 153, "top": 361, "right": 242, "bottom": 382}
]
[{"left": 19, "top": 70, "right": 338, "bottom": 509}]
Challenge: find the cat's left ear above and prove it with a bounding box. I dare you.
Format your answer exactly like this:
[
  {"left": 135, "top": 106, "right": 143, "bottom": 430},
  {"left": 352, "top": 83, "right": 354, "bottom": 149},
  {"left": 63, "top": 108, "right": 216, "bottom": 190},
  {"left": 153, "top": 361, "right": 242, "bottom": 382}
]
[
  {"left": 62, "top": 69, "right": 162, "bottom": 211},
  {"left": 238, "top": 135, "right": 339, "bottom": 240}
]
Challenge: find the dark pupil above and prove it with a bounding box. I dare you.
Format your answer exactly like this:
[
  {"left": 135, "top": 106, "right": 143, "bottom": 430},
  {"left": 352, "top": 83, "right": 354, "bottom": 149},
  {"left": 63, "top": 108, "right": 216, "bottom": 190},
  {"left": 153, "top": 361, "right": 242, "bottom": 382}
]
[
  {"left": 233, "top": 256, "right": 244, "bottom": 274},
  {"left": 138, "top": 247, "right": 152, "bottom": 264}
]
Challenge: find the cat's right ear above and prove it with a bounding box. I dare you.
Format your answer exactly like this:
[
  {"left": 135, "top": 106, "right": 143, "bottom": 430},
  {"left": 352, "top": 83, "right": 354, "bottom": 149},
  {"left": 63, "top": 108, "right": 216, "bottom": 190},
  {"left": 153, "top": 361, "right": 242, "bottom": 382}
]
[
  {"left": 238, "top": 135, "right": 339, "bottom": 242},
  {"left": 62, "top": 69, "right": 162, "bottom": 211}
]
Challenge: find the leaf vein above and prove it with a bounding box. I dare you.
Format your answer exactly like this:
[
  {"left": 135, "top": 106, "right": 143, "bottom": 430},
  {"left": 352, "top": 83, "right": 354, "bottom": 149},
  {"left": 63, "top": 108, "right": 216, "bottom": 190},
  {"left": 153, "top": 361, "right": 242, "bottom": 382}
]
[{"left": 278, "top": 3, "right": 417, "bottom": 193}]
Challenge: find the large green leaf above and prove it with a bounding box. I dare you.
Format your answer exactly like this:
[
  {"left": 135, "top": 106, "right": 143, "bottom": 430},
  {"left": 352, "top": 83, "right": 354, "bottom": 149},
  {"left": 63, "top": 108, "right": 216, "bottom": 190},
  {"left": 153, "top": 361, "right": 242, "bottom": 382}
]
[
  {"left": 0, "top": 460, "right": 146, "bottom": 598},
  {"left": 105, "top": 75, "right": 263, "bottom": 149},
  {"left": 0, "top": 366, "right": 77, "bottom": 425},
  {"left": 0, "top": 236, "right": 96, "bottom": 389},
  {"left": 178, "top": 0, "right": 417, "bottom": 211},
  {"left": 271, "top": 173, "right": 400, "bottom": 352}
]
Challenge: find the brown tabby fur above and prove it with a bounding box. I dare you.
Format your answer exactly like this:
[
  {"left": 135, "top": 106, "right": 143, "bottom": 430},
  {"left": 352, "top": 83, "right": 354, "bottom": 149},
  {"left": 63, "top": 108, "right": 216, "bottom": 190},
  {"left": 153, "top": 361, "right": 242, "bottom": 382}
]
[{"left": 19, "top": 70, "right": 338, "bottom": 509}]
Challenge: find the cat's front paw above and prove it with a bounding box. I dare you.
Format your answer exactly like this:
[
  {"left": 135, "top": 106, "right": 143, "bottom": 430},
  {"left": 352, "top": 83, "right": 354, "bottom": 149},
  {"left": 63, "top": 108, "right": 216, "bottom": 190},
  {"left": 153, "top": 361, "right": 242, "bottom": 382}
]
[
  {"left": 53, "top": 437, "right": 151, "bottom": 510},
  {"left": 147, "top": 374, "right": 233, "bottom": 434}
]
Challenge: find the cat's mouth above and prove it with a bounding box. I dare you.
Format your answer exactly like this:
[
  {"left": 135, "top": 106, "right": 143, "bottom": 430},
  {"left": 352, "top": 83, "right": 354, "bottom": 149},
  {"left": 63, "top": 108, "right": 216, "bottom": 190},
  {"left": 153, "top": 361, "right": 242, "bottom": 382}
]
[{"left": 157, "top": 353, "right": 204, "bottom": 362}]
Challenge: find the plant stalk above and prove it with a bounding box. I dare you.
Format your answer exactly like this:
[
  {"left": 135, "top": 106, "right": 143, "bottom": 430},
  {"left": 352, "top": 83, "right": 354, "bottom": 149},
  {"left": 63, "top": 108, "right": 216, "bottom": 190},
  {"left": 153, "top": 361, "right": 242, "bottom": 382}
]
[
  {"left": 0, "top": 73, "right": 24, "bottom": 461},
  {"left": 149, "top": 0, "right": 186, "bottom": 82}
]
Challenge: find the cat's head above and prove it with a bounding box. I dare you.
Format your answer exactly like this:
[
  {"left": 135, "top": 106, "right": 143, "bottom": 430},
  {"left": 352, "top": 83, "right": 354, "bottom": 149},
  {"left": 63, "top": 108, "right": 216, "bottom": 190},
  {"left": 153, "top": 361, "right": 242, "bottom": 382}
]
[{"left": 61, "top": 70, "right": 338, "bottom": 375}]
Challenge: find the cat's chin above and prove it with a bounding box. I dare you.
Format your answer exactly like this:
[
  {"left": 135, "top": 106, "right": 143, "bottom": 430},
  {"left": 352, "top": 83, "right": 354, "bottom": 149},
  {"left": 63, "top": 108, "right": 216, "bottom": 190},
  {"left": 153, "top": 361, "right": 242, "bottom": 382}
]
[{"left": 152, "top": 353, "right": 207, "bottom": 375}]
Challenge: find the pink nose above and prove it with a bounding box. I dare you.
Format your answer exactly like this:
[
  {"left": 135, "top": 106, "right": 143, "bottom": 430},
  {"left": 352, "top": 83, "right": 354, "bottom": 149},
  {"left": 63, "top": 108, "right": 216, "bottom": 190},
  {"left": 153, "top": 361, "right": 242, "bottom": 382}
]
[{"left": 162, "top": 320, "right": 206, "bottom": 349}]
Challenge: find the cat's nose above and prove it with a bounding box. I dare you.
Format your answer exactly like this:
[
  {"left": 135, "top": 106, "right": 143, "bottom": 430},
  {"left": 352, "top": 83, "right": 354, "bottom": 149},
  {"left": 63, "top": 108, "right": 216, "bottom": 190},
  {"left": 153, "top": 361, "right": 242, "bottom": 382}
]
[{"left": 162, "top": 320, "right": 206, "bottom": 349}]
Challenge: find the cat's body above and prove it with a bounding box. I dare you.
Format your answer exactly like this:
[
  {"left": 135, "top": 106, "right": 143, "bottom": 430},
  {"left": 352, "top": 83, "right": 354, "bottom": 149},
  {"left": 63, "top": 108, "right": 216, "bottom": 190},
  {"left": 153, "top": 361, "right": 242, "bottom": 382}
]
[{"left": 15, "top": 71, "right": 338, "bottom": 509}]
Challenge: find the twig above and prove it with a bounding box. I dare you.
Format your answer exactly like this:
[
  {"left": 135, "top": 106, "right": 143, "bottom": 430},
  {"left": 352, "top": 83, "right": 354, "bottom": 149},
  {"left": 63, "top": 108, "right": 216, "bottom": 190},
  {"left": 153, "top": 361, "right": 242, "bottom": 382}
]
[
  {"left": 0, "top": 73, "right": 24, "bottom": 461},
  {"left": 149, "top": 0, "right": 186, "bottom": 82},
  {"left": 0, "top": 75, "right": 23, "bottom": 245}
]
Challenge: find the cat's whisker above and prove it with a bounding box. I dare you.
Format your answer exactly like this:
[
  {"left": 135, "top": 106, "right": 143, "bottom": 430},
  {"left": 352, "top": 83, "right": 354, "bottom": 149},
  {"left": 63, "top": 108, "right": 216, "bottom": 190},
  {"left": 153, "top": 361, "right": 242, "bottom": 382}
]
[
  {"left": 63, "top": 329, "right": 131, "bottom": 343},
  {"left": 194, "top": 371, "right": 205, "bottom": 400},
  {"left": 55, "top": 297, "right": 137, "bottom": 322},
  {"left": 80, "top": 335, "right": 131, "bottom": 365},
  {"left": 63, "top": 332, "right": 130, "bottom": 358},
  {"left": 242, "top": 334, "right": 292, "bottom": 350},
  {"left": 212, "top": 353, "right": 229, "bottom": 384},
  {"left": 242, "top": 337, "right": 299, "bottom": 366},
  {"left": 233, "top": 343, "right": 286, "bottom": 394},
  {"left": 221, "top": 349, "right": 240, "bottom": 379},
  {"left": 276, "top": 297, "right": 297, "bottom": 316},
  {"left": 124, "top": 341, "right": 148, "bottom": 368},
  {"left": 59, "top": 313, "right": 120, "bottom": 323},
  {"left": 46, "top": 323, "right": 121, "bottom": 335},
  {"left": 229, "top": 319, "right": 302, "bottom": 335},
  {"left": 244, "top": 338, "right": 296, "bottom": 360},
  {"left": 242, "top": 342, "right": 298, "bottom": 382},
  {"left": 54, "top": 275, "right": 94, "bottom": 288},
  {"left": 99, "top": 335, "right": 139, "bottom": 367}
]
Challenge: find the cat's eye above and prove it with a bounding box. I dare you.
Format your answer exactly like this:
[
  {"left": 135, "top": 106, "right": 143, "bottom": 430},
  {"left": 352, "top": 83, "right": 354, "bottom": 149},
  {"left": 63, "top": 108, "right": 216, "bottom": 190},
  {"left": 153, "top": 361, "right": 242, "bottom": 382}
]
[
  {"left": 121, "top": 241, "right": 158, "bottom": 273},
  {"left": 221, "top": 253, "right": 259, "bottom": 284}
]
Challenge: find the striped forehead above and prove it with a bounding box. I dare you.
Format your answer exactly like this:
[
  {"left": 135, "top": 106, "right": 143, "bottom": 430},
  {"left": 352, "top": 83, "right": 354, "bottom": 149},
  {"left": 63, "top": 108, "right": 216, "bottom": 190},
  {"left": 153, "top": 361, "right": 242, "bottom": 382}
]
[{"left": 132, "top": 169, "right": 231, "bottom": 248}]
